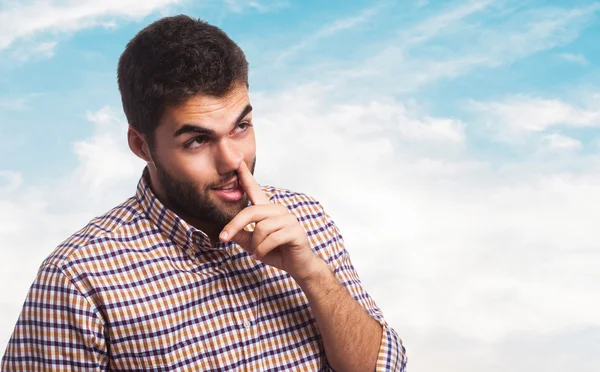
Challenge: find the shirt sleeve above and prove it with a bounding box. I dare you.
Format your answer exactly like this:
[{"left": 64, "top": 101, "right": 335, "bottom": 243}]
[
  {"left": 2, "top": 264, "right": 109, "bottom": 371},
  {"left": 312, "top": 200, "right": 408, "bottom": 372}
]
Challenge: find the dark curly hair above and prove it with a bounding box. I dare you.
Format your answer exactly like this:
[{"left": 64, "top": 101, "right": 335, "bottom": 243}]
[{"left": 117, "top": 15, "right": 249, "bottom": 145}]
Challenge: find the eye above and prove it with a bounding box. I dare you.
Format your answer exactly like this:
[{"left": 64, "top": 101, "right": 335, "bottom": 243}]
[
  {"left": 233, "top": 122, "right": 252, "bottom": 134},
  {"left": 185, "top": 136, "right": 208, "bottom": 149}
]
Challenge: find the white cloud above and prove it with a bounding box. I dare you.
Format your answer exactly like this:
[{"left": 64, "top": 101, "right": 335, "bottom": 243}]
[
  {"left": 332, "top": 2, "right": 600, "bottom": 93},
  {"left": 0, "top": 0, "right": 288, "bottom": 62},
  {"left": 0, "top": 0, "right": 182, "bottom": 50},
  {"left": 2, "top": 86, "right": 600, "bottom": 371},
  {"left": 541, "top": 133, "right": 582, "bottom": 151},
  {"left": 0, "top": 171, "right": 22, "bottom": 193},
  {"left": 406, "top": 326, "right": 600, "bottom": 372},
  {"left": 275, "top": 3, "right": 385, "bottom": 63},
  {"left": 31, "top": 40, "right": 57, "bottom": 55},
  {"left": 558, "top": 52, "right": 589, "bottom": 65},
  {"left": 56, "top": 107, "right": 146, "bottom": 213},
  {"left": 401, "top": 0, "right": 495, "bottom": 49},
  {"left": 252, "top": 84, "right": 600, "bottom": 370},
  {"left": 0, "top": 106, "right": 145, "bottom": 354},
  {"left": 224, "top": 0, "right": 289, "bottom": 13},
  {"left": 11, "top": 40, "right": 57, "bottom": 61},
  {"left": 416, "top": 0, "right": 430, "bottom": 8},
  {"left": 2, "top": 2, "right": 600, "bottom": 369},
  {"left": 0, "top": 93, "right": 44, "bottom": 110},
  {"left": 0, "top": 97, "right": 29, "bottom": 111},
  {"left": 468, "top": 94, "right": 600, "bottom": 142}
]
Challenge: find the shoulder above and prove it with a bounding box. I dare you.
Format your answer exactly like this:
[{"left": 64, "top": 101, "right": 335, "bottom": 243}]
[{"left": 42, "top": 197, "right": 144, "bottom": 271}]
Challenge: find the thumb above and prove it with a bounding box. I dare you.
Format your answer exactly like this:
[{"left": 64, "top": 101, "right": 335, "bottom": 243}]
[{"left": 230, "top": 229, "right": 253, "bottom": 252}]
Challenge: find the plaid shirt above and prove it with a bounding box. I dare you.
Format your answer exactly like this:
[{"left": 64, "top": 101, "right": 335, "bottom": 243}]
[{"left": 2, "top": 169, "right": 407, "bottom": 371}]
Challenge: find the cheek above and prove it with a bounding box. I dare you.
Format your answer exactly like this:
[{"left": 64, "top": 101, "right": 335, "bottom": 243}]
[
  {"left": 182, "top": 162, "right": 216, "bottom": 188},
  {"left": 243, "top": 133, "right": 257, "bottom": 162},
  {"left": 166, "top": 153, "right": 216, "bottom": 188}
]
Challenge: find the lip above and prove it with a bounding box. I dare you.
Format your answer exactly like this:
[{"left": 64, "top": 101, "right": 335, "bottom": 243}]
[
  {"left": 212, "top": 176, "right": 238, "bottom": 190},
  {"left": 212, "top": 177, "right": 244, "bottom": 201}
]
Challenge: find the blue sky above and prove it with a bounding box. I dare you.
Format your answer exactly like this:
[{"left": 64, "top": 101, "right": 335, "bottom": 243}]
[
  {"left": 1, "top": 1, "right": 600, "bottom": 371},
  {"left": 3, "top": 0, "right": 600, "bottom": 179}
]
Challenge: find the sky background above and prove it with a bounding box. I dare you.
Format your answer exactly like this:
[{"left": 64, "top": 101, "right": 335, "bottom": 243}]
[{"left": 1, "top": 0, "right": 599, "bottom": 370}]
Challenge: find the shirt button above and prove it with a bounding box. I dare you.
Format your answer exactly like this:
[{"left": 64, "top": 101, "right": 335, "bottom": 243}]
[{"left": 243, "top": 320, "right": 252, "bottom": 329}]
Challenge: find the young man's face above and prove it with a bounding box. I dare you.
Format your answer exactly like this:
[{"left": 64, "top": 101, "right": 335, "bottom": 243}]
[{"left": 146, "top": 83, "right": 256, "bottom": 229}]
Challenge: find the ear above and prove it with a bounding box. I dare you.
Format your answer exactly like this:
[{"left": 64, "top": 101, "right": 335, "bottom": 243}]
[{"left": 127, "top": 126, "right": 153, "bottom": 163}]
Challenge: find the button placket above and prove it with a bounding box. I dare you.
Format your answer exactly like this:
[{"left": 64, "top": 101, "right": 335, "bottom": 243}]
[{"left": 222, "top": 244, "right": 266, "bottom": 370}]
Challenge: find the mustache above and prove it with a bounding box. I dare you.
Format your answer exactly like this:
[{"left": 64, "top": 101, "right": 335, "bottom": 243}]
[
  {"left": 208, "top": 172, "right": 238, "bottom": 189},
  {"left": 207, "top": 157, "right": 256, "bottom": 189}
]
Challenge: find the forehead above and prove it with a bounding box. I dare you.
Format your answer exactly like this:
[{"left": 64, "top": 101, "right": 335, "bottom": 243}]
[{"left": 160, "top": 84, "right": 250, "bottom": 132}]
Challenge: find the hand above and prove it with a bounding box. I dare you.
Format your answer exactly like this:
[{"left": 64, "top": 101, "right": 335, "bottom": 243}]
[{"left": 219, "top": 161, "right": 326, "bottom": 282}]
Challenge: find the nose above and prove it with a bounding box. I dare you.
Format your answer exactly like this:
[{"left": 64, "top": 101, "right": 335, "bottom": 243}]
[{"left": 215, "top": 139, "right": 244, "bottom": 175}]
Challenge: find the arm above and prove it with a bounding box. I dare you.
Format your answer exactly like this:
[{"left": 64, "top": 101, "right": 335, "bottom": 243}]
[
  {"left": 220, "top": 161, "right": 407, "bottom": 371},
  {"left": 294, "top": 258, "right": 383, "bottom": 372},
  {"left": 2, "top": 264, "right": 108, "bottom": 371},
  {"left": 298, "top": 205, "right": 407, "bottom": 372}
]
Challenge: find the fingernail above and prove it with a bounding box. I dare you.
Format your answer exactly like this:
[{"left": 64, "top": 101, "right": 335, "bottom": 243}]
[{"left": 219, "top": 231, "right": 228, "bottom": 241}]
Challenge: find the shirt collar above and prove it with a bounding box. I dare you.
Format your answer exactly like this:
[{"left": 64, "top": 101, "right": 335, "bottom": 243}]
[{"left": 134, "top": 167, "right": 230, "bottom": 254}]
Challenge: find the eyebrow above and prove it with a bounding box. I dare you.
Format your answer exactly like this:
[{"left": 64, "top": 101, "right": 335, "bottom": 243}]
[{"left": 173, "top": 104, "right": 253, "bottom": 138}]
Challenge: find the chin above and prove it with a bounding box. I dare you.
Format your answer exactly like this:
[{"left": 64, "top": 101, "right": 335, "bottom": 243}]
[{"left": 209, "top": 195, "right": 248, "bottom": 223}]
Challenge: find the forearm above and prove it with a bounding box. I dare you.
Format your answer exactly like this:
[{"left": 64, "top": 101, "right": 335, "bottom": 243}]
[{"left": 294, "top": 258, "right": 383, "bottom": 372}]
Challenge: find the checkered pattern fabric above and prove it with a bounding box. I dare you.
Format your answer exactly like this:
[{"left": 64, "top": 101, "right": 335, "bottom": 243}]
[{"left": 2, "top": 169, "right": 407, "bottom": 371}]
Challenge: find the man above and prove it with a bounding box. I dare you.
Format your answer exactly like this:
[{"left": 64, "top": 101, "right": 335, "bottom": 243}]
[{"left": 2, "top": 15, "right": 406, "bottom": 371}]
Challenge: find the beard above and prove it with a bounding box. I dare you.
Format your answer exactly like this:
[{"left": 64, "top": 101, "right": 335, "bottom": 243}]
[{"left": 152, "top": 156, "right": 256, "bottom": 229}]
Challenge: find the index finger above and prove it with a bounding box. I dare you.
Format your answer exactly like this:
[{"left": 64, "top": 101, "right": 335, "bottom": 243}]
[{"left": 238, "top": 160, "right": 270, "bottom": 205}]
